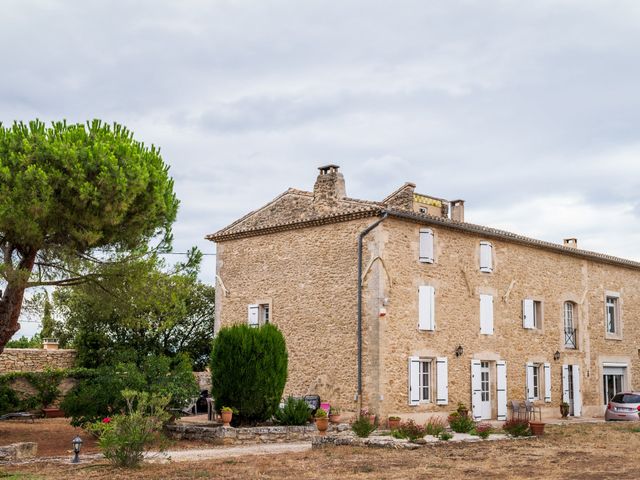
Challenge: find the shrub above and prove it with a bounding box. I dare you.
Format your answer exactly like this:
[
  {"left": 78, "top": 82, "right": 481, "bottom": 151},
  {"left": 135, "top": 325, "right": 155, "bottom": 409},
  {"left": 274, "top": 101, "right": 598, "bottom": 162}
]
[
  {"left": 395, "top": 420, "right": 425, "bottom": 442},
  {"left": 61, "top": 355, "right": 197, "bottom": 426},
  {"left": 0, "top": 383, "right": 20, "bottom": 415},
  {"left": 88, "top": 390, "right": 170, "bottom": 468},
  {"left": 475, "top": 422, "right": 493, "bottom": 439},
  {"left": 274, "top": 397, "right": 310, "bottom": 426},
  {"left": 315, "top": 408, "right": 328, "bottom": 418},
  {"left": 448, "top": 411, "right": 476, "bottom": 433},
  {"left": 210, "top": 324, "right": 288, "bottom": 423},
  {"left": 424, "top": 417, "right": 447, "bottom": 437},
  {"left": 439, "top": 431, "right": 453, "bottom": 441},
  {"left": 352, "top": 417, "right": 377, "bottom": 438},
  {"left": 502, "top": 418, "right": 531, "bottom": 437}
]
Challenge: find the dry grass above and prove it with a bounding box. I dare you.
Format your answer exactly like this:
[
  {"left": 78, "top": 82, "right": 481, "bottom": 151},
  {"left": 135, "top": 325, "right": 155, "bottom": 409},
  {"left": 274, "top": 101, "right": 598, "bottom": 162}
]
[{"left": 1, "top": 423, "right": 639, "bottom": 479}]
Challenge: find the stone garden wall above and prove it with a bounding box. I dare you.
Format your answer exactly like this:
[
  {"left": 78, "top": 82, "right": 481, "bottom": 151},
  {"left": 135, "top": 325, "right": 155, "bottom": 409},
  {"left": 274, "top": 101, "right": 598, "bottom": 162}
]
[
  {"left": 0, "top": 348, "right": 76, "bottom": 374},
  {"left": 165, "top": 423, "right": 348, "bottom": 445}
]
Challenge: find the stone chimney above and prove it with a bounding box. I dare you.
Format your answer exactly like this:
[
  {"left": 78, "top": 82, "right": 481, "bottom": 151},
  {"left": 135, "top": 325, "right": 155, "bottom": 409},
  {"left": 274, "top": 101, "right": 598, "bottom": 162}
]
[
  {"left": 313, "top": 165, "right": 346, "bottom": 210},
  {"left": 451, "top": 200, "right": 465, "bottom": 222},
  {"left": 563, "top": 238, "right": 578, "bottom": 248}
]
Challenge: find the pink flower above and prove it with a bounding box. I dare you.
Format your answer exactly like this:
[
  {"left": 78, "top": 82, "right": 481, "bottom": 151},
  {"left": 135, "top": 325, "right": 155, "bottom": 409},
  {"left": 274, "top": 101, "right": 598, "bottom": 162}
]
[{"left": 102, "top": 417, "right": 111, "bottom": 423}]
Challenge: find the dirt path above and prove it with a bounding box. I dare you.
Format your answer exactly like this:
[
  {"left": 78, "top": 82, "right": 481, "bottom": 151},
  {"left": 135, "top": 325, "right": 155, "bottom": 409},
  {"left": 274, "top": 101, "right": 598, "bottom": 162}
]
[{"left": 155, "top": 441, "right": 311, "bottom": 462}]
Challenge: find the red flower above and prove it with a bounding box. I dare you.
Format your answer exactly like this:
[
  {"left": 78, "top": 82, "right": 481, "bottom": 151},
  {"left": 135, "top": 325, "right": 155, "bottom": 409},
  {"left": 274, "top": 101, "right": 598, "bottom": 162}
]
[{"left": 102, "top": 417, "right": 111, "bottom": 423}]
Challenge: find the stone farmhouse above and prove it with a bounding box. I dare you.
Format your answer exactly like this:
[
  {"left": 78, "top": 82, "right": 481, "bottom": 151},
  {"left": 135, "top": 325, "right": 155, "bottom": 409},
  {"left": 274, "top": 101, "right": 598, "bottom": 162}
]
[{"left": 207, "top": 165, "right": 639, "bottom": 422}]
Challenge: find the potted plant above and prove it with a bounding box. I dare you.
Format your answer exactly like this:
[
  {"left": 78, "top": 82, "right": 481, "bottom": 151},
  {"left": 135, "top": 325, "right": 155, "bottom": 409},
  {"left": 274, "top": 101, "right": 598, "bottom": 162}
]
[
  {"left": 560, "top": 402, "right": 570, "bottom": 418},
  {"left": 360, "top": 408, "right": 376, "bottom": 425},
  {"left": 220, "top": 406, "right": 237, "bottom": 427},
  {"left": 329, "top": 406, "right": 341, "bottom": 424},
  {"left": 456, "top": 402, "right": 469, "bottom": 417},
  {"left": 315, "top": 408, "right": 329, "bottom": 434},
  {"left": 528, "top": 420, "right": 546, "bottom": 436},
  {"left": 388, "top": 416, "right": 401, "bottom": 430}
]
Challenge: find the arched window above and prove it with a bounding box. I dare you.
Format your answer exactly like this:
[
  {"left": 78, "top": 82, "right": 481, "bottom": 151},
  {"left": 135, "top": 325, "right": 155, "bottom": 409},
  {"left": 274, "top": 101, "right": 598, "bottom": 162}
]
[{"left": 564, "top": 302, "right": 577, "bottom": 349}]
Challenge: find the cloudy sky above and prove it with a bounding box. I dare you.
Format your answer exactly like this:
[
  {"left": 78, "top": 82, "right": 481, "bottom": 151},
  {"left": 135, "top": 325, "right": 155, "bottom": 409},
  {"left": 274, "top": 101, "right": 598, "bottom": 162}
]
[{"left": 3, "top": 0, "right": 640, "bottom": 311}]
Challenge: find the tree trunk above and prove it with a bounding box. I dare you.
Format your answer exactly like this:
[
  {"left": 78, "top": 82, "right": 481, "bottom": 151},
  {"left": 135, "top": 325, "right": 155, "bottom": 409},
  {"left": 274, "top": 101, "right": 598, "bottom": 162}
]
[{"left": 0, "top": 249, "right": 37, "bottom": 354}]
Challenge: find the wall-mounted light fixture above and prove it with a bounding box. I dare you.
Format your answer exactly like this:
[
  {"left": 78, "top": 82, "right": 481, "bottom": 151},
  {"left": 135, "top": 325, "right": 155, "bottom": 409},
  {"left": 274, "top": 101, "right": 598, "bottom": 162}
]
[
  {"left": 553, "top": 350, "right": 561, "bottom": 361},
  {"left": 455, "top": 345, "right": 464, "bottom": 357}
]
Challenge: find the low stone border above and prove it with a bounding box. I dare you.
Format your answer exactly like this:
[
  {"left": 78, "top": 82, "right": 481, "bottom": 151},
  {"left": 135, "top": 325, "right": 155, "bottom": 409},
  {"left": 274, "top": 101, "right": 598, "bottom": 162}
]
[
  {"left": 0, "top": 442, "right": 38, "bottom": 462},
  {"left": 165, "top": 423, "right": 350, "bottom": 445},
  {"left": 312, "top": 431, "right": 528, "bottom": 449}
]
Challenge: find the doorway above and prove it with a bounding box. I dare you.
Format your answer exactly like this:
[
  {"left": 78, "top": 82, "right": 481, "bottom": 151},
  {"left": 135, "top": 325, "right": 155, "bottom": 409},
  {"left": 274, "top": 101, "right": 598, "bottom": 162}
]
[
  {"left": 480, "top": 361, "right": 491, "bottom": 420},
  {"left": 603, "top": 365, "right": 626, "bottom": 404}
]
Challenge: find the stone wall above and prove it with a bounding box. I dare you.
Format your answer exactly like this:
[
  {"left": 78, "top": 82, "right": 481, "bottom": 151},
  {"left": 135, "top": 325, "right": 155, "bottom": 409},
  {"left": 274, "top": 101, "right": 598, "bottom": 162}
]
[
  {"left": 165, "top": 423, "right": 347, "bottom": 445},
  {"left": 0, "top": 348, "right": 76, "bottom": 374}
]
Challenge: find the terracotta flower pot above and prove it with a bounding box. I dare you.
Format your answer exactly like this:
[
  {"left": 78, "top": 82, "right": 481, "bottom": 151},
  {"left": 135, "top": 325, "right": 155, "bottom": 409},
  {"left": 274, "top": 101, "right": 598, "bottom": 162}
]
[
  {"left": 529, "top": 421, "right": 545, "bottom": 436},
  {"left": 388, "top": 418, "right": 400, "bottom": 430},
  {"left": 315, "top": 417, "right": 329, "bottom": 434},
  {"left": 221, "top": 411, "right": 233, "bottom": 427},
  {"left": 329, "top": 414, "right": 341, "bottom": 424},
  {"left": 368, "top": 414, "right": 376, "bottom": 425}
]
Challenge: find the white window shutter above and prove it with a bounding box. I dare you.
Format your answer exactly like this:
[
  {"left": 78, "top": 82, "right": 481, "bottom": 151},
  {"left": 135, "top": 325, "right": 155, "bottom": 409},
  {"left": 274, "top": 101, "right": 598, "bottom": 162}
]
[
  {"left": 436, "top": 357, "right": 448, "bottom": 405},
  {"left": 496, "top": 360, "right": 507, "bottom": 421},
  {"left": 409, "top": 357, "right": 420, "bottom": 405},
  {"left": 419, "top": 228, "right": 434, "bottom": 263},
  {"left": 480, "top": 241, "right": 493, "bottom": 272},
  {"left": 543, "top": 363, "right": 551, "bottom": 402},
  {"left": 562, "top": 365, "right": 570, "bottom": 404},
  {"left": 526, "top": 363, "right": 535, "bottom": 401},
  {"left": 572, "top": 365, "right": 582, "bottom": 417},
  {"left": 248, "top": 304, "right": 259, "bottom": 327},
  {"left": 471, "top": 360, "right": 482, "bottom": 420},
  {"left": 480, "top": 294, "right": 494, "bottom": 335},
  {"left": 523, "top": 299, "right": 535, "bottom": 329},
  {"left": 418, "top": 286, "right": 435, "bottom": 331}
]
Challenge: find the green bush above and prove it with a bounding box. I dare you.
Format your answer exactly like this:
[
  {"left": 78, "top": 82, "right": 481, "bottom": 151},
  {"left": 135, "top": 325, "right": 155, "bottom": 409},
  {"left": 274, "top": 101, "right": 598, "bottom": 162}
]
[
  {"left": 210, "top": 324, "right": 288, "bottom": 423},
  {"left": 88, "top": 390, "right": 170, "bottom": 468},
  {"left": 61, "top": 354, "right": 197, "bottom": 426},
  {"left": 502, "top": 419, "right": 531, "bottom": 437},
  {"left": 0, "top": 383, "right": 20, "bottom": 415},
  {"left": 439, "top": 431, "right": 453, "bottom": 441},
  {"left": 274, "top": 397, "right": 310, "bottom": 425},
  {"left": 352, "top": 417, "right": 377, "bottom": 438},
  {"left": 447, "top": 411, "right": 476, "bottom": 433}
]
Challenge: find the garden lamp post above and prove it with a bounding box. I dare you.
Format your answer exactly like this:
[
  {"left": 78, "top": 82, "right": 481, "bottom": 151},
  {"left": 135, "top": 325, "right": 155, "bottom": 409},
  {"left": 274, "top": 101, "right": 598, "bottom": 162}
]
[{"left": 71, "top": 435, "right": 83, "bottom": 464}]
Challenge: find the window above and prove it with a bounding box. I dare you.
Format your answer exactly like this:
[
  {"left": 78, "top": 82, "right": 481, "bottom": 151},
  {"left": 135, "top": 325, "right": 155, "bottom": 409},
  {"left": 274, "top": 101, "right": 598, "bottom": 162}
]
[
  {"left": 603, "top": 364, "right": 627, "bottom": 404},
  {"left": 419, "top": 360, "right": 431, "bottom": 401},
  {"left": 419, "top": 228, "right": 434, "bottom": 263},
  {"left": 480, "top": 294, "right": 494, "bottom": 335},
  {"left": 606, "top": 296, "right": 619, "bottom": 335},
  {"left": 523, "top": 299, "right": 542, "bottom": 329},
  {"left": 532, "top": 365, "right": 540, "bottom": 400},
  {"left": 526, "top": 362, "right": 551, "bottom": 402},
  {"left": 418, "top": 285, "right": 435, "bottom": 331},
  {"left": 479, "top": 241, "right": 493, "bottom": 273},
  {"left": 564, "top": 302, "right": 577, "bottom": 348},
  {"left": 248, "top": 303, "right": 270, "bottom": 327},
  {"left": 409, "top": 356, "right": 449, "bottom": 406}
]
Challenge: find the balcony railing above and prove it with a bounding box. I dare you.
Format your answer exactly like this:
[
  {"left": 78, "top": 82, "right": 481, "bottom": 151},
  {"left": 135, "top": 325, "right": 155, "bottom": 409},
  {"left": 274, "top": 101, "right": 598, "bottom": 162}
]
[{"left": 564, "top": 327, "right": 577, "bottom": 349}]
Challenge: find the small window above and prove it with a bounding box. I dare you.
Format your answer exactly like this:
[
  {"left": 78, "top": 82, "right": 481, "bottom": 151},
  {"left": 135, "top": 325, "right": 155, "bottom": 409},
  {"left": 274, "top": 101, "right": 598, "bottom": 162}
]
[
  {"left": 606, "top": 296, "right": 619, "bottom": 335},
  {"left": 479, "top": 241, "right": 493, "bottom": 273},
  {"left": 523, "top": 299, "right": 542, "bottom": 329},
  {"left": 419, "top": 228, "right": 434, "bottom": 263},
  {"left": 248, "top": 303, "right": 270, "bottom": 327}
]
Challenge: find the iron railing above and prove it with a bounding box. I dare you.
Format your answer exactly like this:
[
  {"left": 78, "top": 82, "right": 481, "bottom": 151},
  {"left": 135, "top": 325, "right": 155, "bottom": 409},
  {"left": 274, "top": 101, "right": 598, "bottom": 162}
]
[{"left": 564, "top": 328, "right": 577, "bottom": 349}]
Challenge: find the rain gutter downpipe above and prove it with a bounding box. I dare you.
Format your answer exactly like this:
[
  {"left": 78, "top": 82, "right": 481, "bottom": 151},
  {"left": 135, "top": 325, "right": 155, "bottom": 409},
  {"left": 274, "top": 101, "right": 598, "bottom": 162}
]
[{"left": 357, "top": 211, "right": 388, "bottom": 408}]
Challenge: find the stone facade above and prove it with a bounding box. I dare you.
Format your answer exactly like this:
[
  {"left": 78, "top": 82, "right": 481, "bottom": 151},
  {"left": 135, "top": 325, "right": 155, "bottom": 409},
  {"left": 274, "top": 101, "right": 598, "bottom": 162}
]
[
  {"left": 208, "top": 166, "right": 639, "bottom": 422},
  {"left": 0, "top": 348, "right": 76, "bottom": 374}
]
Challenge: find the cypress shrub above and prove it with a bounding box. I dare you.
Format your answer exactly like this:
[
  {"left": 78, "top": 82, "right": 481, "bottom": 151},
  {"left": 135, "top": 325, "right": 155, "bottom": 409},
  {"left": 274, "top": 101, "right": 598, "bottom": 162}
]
[{"left": 210, "top": 324, "right": 288, "bottom": 423}]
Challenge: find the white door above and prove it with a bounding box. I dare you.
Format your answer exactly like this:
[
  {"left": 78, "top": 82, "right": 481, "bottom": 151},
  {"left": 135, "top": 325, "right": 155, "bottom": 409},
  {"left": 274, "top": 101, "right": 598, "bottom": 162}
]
[{"left": 480, "top": 361, "right": 491, "bottom": 420}]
